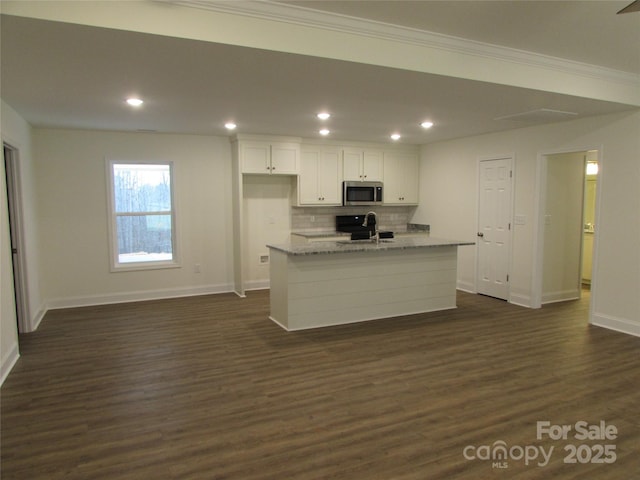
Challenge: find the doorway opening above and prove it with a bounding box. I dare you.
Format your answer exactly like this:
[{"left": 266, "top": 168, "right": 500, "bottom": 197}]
[
  {"left": 537, "top": 148, "right": 599, "bottom": 307},
  {"left": 3, "top": 142, "right": 28, "bottom": 333}
]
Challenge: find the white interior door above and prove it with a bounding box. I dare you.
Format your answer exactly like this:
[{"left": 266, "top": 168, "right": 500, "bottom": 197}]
[{"left": 477, "top": 157, "right": 513, "bottom": 300}]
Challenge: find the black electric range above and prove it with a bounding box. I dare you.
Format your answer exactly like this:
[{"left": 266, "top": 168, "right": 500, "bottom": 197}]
[{"left": 335, "top": 215, "right": 393, "bottom": 240}]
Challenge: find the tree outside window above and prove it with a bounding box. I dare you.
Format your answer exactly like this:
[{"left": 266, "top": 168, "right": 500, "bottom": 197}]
[{"left": 108, "top": 161, "right": 178, "bottom": 269}]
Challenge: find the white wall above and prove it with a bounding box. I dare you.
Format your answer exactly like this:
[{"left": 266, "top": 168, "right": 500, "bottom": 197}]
[
  {"left": 33, "top": 128, "right": 235, "bottom": 308},
  {"left": 414, "top": 110, "right": 640, "bottom": 336},
  {"left": 542, "top": 152, "right": 585, "bottom": 303},
  {"left": 3, "top": 1, "right": 637, "bottom": 107}
]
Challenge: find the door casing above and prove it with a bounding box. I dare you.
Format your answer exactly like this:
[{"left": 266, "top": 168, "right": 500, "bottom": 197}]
[{"left": 3, "top": 142, "right": 30, "bottom": 332}]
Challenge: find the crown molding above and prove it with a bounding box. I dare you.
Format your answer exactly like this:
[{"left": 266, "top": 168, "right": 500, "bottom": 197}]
[{"left": 165, "top": 0, "right": 638, "bottom": 87}]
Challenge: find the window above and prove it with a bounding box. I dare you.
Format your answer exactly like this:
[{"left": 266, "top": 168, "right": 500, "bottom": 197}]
[{"left": 107, "top": 160, "right": 178, "bottom": 270}]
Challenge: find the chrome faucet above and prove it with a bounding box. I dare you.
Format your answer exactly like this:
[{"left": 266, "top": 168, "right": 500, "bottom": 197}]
[{"left": 362, "top": 211, "right": 379, "bottom": 243}]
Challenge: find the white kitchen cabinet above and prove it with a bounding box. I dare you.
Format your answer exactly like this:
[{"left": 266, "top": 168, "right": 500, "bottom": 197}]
[
  {"left": 241, "top": 141, "right": 299, "bottom": 175},
  {"left": 582, "top": 232, "right": 594, "bottom": 284},
  {"left": 298, "top": 146, "right": 342, "bottom": 205},
  {"left": 383, "top": 152, "right": 419, "bottom": 204},
  {"left": 343, "top": 148, "right": 383, "bottom": 181}
]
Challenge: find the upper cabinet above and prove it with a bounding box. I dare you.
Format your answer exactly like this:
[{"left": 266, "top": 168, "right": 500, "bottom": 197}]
[
  {"left": 298, "top": 146, "right": 342, "bottom": 205},
  {"left": 383, "top": 152, "right": 420, "bottom": 204},
  {"left": 240, "top": 140, "right": 300, "bottom": 175},
  {"left": 343, "top": 148, "right": 383, "bottom": 182}
]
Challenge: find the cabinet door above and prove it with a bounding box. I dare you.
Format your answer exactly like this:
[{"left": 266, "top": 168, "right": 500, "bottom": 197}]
[
  {"left": 299, "top": 149, "right": 321, "bottom": 204},
  {"left": 383, "top": 152, "right": 419, "bottom": 204},
  {"left": 362, "top": 150, "right": 383, "bottom": 181},
  {"left": 582, "top": 233, "right": 593, "bottom": 282},
  {"left": 400, "top": 153, "right": 419, "bottom": 203},
  {"left": 317, "top": 149, "right": 342, "bottom": 204},
  {"left": 343, "top": 149, "right": 363, "bottom": 181},
  {"left": 241, "top": 142, "right": 271, "bottom": 174},
  {"left": 383, "top": 153, "right": 403, "bottom": 203},
  {"left": 299, "top": 148, "right": 342, "bottom": 205},
  {"left": 271, "top": 142, "right": 299, "bottom": 174}
]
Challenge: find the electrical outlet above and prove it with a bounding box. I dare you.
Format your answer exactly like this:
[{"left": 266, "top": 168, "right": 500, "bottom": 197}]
[
  {"left": 259, "top": 254, "right": 269, "bottom": 264},
  {"left": 194, "top": 264, "right": 201, "bottom": 273}
]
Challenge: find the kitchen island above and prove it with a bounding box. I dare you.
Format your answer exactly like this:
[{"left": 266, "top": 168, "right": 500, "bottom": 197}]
[{"left": 267, "top": 237, "right": 474, "bottom": 331}]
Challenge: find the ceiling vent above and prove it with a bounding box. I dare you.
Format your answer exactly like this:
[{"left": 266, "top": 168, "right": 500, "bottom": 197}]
[{"left": 494, "top": 108, "right": 579, "bottom": 123}]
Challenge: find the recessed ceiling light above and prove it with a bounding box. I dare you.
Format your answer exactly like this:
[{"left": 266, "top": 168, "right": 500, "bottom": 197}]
[
  {"left": 319, "top": 129, "right": 330, "bottom": 136},
  {"left": 317, "top": 112, "right": 331, "bottom": 120},
  {"left": 390, "top": 133, "right": 401, "bottom": 141},
  {"left": 420, "top": 121, "right": 434, "bottom": 129},
  {"left": 126, "top": 98, "right": 144, "bottom": 107},
  {"left": 225, "top": 122, "right": 237, "bottom": 130}
]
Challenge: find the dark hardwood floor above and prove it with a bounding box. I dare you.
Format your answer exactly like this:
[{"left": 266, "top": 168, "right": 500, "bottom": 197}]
[{"left": 2, "top": 290, "right": 639, "bottom": 479}]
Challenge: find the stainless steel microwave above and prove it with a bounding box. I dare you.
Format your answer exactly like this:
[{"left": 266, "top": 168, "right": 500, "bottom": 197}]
[{"left": 342, "top": 181, "right": 383, "bottom": 206}]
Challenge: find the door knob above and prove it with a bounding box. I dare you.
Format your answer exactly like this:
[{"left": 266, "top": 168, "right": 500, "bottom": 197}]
[{"left": 477, "top": 232, "right": 484, "bottom": 237}]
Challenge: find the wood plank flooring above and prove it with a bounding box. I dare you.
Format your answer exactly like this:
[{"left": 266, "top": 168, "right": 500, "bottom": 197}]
[{"left": 2, "top": 290, "right": 639, "bottom": 479}]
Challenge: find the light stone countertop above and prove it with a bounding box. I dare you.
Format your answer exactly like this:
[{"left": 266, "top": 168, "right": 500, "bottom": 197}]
[
  {"left": 267, "top": 236, "right": 474, "bottom": 256},
  {"left": 290, "top": 231, "right": 351, "bottom": 238}
]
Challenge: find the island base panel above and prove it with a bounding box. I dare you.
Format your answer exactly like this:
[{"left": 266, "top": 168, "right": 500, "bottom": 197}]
[{"left": 268, "top": 246, "right": 459, "bottom": 331}]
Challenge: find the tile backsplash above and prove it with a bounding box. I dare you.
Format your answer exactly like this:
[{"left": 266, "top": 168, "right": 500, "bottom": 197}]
[{"left": 292, "top": 206, "right": 418, "bottom": 232}]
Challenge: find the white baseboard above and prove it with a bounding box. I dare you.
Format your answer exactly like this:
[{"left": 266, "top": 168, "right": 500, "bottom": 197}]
[
  {"left": 456, "top": 280, "right": 476, "bottom": 294},
  {"left": 542, "top": 289, "right": 580, "bottom": 305},
  {"left": 29, "top": 306, "right": 47, "bottom": 332},
  {"left": 268, "top": 315, "right": 289, "bottom": 331},
  {"left": 45, "top": 283, "right": 235, "bottom": 311},
  {"left": 244, "top": 279, "right": 270, "bottom": 291},
  {"left": 509, "top": 292, "right": 535, "bottom": 308},
  {"left": 1, "top": 342, "right": 20, "bottom": 387},
  {"left": 591, "top": 312, "right": 640, "bottom": 337}
]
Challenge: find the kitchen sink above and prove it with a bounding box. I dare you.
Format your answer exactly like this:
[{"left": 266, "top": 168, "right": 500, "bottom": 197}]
[{"left": 336, "top": 230, "right": 395, "bottom": 244}]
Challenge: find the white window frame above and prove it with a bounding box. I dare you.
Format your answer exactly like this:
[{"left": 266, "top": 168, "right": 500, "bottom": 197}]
[{"left": 106, "top": 159, "right": 180, "bottom": 272}]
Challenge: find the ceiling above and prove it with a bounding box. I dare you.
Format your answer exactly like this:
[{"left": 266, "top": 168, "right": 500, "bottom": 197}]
[{"left": 1, "top": 1, "right": 638, "bottom": 145}]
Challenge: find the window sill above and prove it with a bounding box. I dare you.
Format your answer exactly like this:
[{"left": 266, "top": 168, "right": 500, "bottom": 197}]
[{"left": 111, "top": 261, "right": 181, "bottom": 273}]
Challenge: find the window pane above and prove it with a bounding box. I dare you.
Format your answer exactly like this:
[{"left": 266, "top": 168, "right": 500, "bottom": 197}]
[
  {"left": 116, "top": 215, "right": 173, "bottom": 263},
  {"left": 113, "top": 164, "right": 171, "bottom": 213}
]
